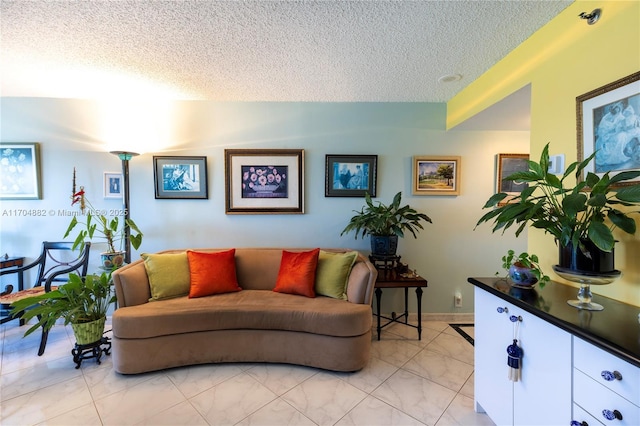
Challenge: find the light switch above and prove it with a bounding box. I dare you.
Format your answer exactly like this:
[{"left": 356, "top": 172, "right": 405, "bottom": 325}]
[{"left": 548, "top": 154, "right": 565, "bottom": 174}]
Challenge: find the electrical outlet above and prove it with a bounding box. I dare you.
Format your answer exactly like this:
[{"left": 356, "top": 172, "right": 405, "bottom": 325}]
[{"left": 454, "top": 291, "right": 462, "bottom": 308}]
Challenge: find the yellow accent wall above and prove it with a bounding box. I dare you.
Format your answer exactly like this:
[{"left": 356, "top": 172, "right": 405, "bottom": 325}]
[{"left": 448, "top": 1, "right": 640, "bottom": 306}]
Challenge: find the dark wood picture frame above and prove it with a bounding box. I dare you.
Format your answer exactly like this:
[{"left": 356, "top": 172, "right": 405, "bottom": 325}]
[
  {"left": 325, "top": 154, "right": 377, "bottom": 197},
  {"left": 225, "top": 149, "right": 304, "bottom": 214},
  {"left": 153, "top": 156, "right": 208, "bottom": 199},
  {"left": 577, "top": 71, "right": 640, "bottom": 187},
  {"left": 496, "top": 153, "right": 529, "bottom": 205}
]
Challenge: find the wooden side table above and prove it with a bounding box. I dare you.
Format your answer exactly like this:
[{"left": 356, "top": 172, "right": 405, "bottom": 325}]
[{"left": 374, "top": 266, "right": 428, "bottom": 340}]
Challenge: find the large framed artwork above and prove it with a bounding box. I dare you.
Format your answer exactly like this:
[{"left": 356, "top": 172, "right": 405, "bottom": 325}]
[
  {"left": 103, "top": 172, "right": 123, "bottom": 199},
  {"left": 325, "top": 155, "right": 377, "bottom": 197},
  {"left": 496, "top": 153, "right": 529, "bottom": 204},
  {"left": 0, "top": 142, "right": 42, "bottom": 199},
  {"left": 577, "top": 71, "right": 640, "bottom": 187},
  {"left": 153, "top": 156, "right": 208, "bottom": 199},
  {"left": 225, "top": 149, "right": 304, "bottom": 214},
  {"left": 412, "top": 156, "right": 461, "bottom": 196}
]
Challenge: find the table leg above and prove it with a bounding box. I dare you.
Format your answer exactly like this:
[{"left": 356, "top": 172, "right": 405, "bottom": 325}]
[
  {"left": 416, "top": 287, "right": 423, "bottom": 340},
  {"left": 375, "top": 287, "right": 382, "bottom": 341},
  {"left": 403, "top": 287, "right": 409, "bottom": 324}
]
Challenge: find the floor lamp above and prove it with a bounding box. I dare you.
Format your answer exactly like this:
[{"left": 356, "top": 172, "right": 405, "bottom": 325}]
[{"left": 110, "top": 151, "right": 139, "bottom": 264}]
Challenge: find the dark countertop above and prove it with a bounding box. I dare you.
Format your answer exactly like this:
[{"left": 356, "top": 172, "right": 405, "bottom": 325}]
[{"left": 468, "top": 277, "right": 640, "bottom": 368}]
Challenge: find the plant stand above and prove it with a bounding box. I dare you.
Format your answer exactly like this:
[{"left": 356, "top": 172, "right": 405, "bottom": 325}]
[
  {"left": 71, "top": 336, "right": 111, "bottom": 369},
  {"left": 369, "top": 254, "right": 401, "bottom": 270}
]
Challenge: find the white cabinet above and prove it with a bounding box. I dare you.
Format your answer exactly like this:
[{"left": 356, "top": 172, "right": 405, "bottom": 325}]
[
  {"left": 474, "top": 287, "right": 573, "bottom": 425},
  {"left": 572, "top": 337, "right": 640, "bottom": 425}
]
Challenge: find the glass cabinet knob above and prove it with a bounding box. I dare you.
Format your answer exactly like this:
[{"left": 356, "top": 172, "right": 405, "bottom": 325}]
[
  {"left": 602, "top": 409, "right": 623, "bottom": 421},
  {"left": 601, "top": 370, "right": 623, "bottom": 381}
]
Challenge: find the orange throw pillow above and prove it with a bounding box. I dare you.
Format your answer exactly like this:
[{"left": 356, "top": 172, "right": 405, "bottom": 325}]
[
  {"left": 187, "top": 249, "right": 242, "bottom": 298},
  {"left": 273, "top": 248, "right": 320, "bottom": 298}
]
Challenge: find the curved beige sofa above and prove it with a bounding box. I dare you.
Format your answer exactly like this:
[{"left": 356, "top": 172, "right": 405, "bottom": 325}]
[{"left": 111, "top": 248, "right": 377, "bottom": 374}]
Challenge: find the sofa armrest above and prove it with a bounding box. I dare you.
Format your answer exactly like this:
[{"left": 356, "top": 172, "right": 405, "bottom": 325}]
[
  {"left": 112, "top": 259, "right": 151, "bottom": 307},
  {"left": 346, "top": 254, "right": 377, "bottom": 305}
]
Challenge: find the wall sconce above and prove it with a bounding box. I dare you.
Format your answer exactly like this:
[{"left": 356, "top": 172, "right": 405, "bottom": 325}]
[
  {"left": 579, "top": 8, "right": 601, "bottom": 25},
  {"left": 110, "top": 151, "right": 139, "bottom": 264}
]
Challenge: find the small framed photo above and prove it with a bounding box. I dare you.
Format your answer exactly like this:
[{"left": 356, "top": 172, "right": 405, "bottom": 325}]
[
  {"left": 153, "top": 156, "right": 208, "bottom": 199},
  {"left": 325, "top": 155, "right": 377, "bottom": 197},
  {"left": 0, "top": 142, "right": 42, "bottom": 199},
  {"left": 496, "top": 153, "right": 529, "bottom": 204},
  {"left": 103, "top": 172, "right": 123, "bottom": 199},
  {"left": 577, "top": 71, "right": 640, "bottom": 187},
  {"left": 225, "top": 149, "right": 304, "bottom": 214},
  {"left": 412, "top": 156, "right": 461, "bottom": 196}
]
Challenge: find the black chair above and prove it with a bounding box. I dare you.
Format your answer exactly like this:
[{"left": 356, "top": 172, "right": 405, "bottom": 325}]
[{"left": 0, "top": 241, "right": 91, "bottom": 355}]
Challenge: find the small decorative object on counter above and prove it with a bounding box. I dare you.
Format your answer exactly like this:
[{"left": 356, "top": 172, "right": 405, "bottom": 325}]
[
  {"left": 507, "top": 339, "right": 523, "bottom": 382},
  {"left": 505, "top": 313, "right": 523, "bottom": 382}
]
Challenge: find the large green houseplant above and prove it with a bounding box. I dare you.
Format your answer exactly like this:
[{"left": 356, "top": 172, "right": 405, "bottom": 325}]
[
  {"left": 64, "top": 168, "right": 143, "bottom": 268},
  {"left": 10, "top": 272, "right": 115, "bottom": 344},
  {"left": 341, "top": 191, "right": 432, "bottom": 256},
  {"left": 476, "top": 143, "right": 640, "bottom": 272}
]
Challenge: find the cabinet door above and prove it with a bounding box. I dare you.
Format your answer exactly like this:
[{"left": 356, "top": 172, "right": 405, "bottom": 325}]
[
  {"left": 513, "top": 304, "right": 572, "bottom": 425},
  {"left": 474, "top": 287, "right": 514, "bottom": 425}
]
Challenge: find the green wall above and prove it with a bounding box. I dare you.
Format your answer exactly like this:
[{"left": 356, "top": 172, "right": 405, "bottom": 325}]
[{"left": 449, "top": 1, "right": 640, "bottom": 305}]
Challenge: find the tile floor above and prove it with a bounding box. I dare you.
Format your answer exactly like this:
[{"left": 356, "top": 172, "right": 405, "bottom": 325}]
[{"left": 0, "top": 318, "right": 493, "bottom": 426}]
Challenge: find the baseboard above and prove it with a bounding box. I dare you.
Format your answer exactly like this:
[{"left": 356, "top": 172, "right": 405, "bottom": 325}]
[{"left": 398, "top": 312, "right": 474, "bottom": 323}]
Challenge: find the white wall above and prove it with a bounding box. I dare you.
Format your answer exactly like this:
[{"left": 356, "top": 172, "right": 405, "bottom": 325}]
[{"left": 0, "top": 97, "right": 528, "bottom": 314}]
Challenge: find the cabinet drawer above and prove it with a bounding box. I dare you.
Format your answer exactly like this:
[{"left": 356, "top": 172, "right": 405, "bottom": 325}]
[
  {"left": 574, "top": 369, "right": 640, "bottom": 426},
  {"left": 573, "top": 403, "right": 604, "bottom": 426},
  {"left": 574, "top": 337, "right": 639, "bottom": 405}
]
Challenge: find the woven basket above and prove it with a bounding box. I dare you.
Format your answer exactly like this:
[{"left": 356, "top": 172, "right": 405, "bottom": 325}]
[{"left": 71, "top": 317, "right": 106, "bottom": 345}]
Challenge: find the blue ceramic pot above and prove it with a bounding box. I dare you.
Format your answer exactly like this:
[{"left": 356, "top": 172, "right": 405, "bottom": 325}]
[
  {"left": 508, "top": 263, "right": 538, "bottom": 286},
  {"left": 370, "top": 235, "right": 398, "bottom": 256}
]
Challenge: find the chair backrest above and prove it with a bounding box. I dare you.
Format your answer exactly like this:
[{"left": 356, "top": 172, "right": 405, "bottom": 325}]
[{"left": 34, "top": 242, "right": 92, "bottom": 290}]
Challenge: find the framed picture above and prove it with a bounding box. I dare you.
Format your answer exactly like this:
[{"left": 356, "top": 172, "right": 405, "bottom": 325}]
[
  {"left": 325, "top": 155, "right": 377, "bottom": 197},
  {"left": 225, "top": 149, "right": 304, "bottom": 214},
  {"left": 412, "top": 156, "right": 461, "bottom": 196},
  {"left": 153, "top": 156, "right": 208, "bottom": 199},
  {"left": 0, "top": 142, "right": 42, "bottom": 199},
  {"left": 496, "top": 153, "right": 529, "bottom": 204},
  {"left": 103, "top": 172, "right": 123, "bottom": 199},
  {"left": 577, "top": 71, "right": 640, "bottom": 187}
]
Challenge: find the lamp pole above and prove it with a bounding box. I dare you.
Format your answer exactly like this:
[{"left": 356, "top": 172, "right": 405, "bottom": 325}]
[{"left": 110, "top": 151, "right": 139, "bottom": 264}]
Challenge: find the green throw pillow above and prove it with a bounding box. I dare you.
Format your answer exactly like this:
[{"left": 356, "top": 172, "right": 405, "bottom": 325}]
[
  {"left": 141, "top": 252, "right": 190, "bottom": 301},
  {"left": 315, "top": 250, "right": 358, "bottom": 300}
]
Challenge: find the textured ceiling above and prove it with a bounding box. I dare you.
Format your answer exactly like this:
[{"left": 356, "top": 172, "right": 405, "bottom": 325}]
[{"left": 0, "top": 0, "right": 572, "bottom": 102}]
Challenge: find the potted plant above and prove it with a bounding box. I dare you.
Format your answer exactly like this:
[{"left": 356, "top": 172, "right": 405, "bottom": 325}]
[
  {"left": 10, "top": 272, "right": 115, "bottom": 345},
  {"left": 476, "top": 143, "right": 640, "bottom": 274},
  {"left": 498, "top": 250, "right": 550, "bottom": 288},
  {"left": 341, "top": 191, "right": 432, "bottom": 256},
  {"left": 64, "top": 169, "right": 143, "bottom": 269}
]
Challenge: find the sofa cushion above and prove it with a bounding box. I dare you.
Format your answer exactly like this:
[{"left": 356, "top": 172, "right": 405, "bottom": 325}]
[
  {"left": 315, "top": 250, "right": 358, "bottom": 300},
  {"left": 187, "top": 249, "right": 242, "bottom": 298},
  {"left": 141, "top": 252, "right": 190, "bottom": 301},
  {"left": 112, "top": 290, "right": 372, "bottom": 339},
  {"left": 273, "top": 248, "right": 320, "bottom": 298}
]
